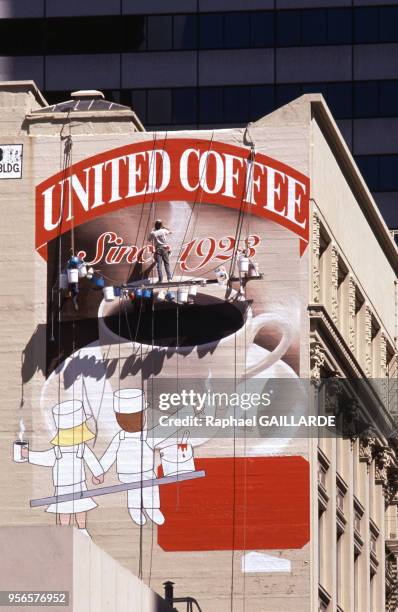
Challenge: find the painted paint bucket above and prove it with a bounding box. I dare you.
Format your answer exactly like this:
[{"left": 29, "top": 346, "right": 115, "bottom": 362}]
[
  {"left": 238, "top": 257, "right": 250, "bottom": 273},
  {"left": 160, "top": 434, "right": 195, "bottom": 476},
  {"left": 188, "top": 285, "right": 197, "bottom": 297},
  {"left": 78, "top": 264, "right": 87, "bottom": 278},
  {"left": 103, "top": 286, "right": 115, "bottom": 302},
  {"left": 86, "top": 267, "right": 94, "bottom": 279},
  {"left": 68, "top": 255, "right": 79, "bottom": 267},
  {"left": 157, "top": 290, "right": 166, "bottom": 302},
  {"left": 94, "top": 277, "right": 105, "bottom": 288},
  {"left": 177, "top": 287, "right": 189, "bottom": 303},
  {"left": 135, "top": 288, "right": 143, "bottom": 298},
  {"left": 143, "top": 288, "right": 153, "bottom": 299},
  {"left": 67, "top": 268, "right": 79, "bottom": 283},
  {"left": 166, "top": 290, "right": 175, "bottom": 302},
  {"left": 114, "top": 287, "right": 121, "bottom": 297},
  {"left": 215, "top": 266, "right": 228, "bottom": 286},
  {"left": 129, "top": 291, "right": 135, "bottom": 302},
  {"left": 13, "top": 440, "right": 28, "bottom": 463},
  {"left": 59, "top": 273, "right": 68, "bottom": 290},
  {"left": 248, "top": 262, "right": 259, "bottom": 277}
]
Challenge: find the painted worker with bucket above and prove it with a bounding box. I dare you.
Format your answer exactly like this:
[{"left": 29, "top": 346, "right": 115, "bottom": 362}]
[
  {"left": 21, "top": 400, "right": 104, "bottom": 537},
  {"left": 100, "top": 388, "right": 165, "bottom": 526},
  {"left": 148, "top": 219, "right": 173, "bottom": 283}
]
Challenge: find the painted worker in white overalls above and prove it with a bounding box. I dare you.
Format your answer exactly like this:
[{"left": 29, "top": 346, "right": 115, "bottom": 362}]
[
  {"left": 100, "top": 388, "right": 165, "bottom": 526},
  {"left": 22, "top": 400, "right": 104, "bottom": 537}
]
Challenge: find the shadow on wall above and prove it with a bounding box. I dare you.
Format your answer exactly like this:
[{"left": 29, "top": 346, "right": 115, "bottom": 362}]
[
  {"left": 21, "top": 324, "right": 47, "bottom": 383},
  {"left": 21, "top": 317, "right": 175, "bottom": 389},
  {"left": 21, "top": 317, "right": 100, "bottom": 384}
]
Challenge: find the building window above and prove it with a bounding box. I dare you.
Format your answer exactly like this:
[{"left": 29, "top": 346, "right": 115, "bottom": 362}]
[
  {"left": 354, "top": 497, "right": 364, "bottom": 566},
  {"left": 276, "top": 11, "right": 301, "bottom": 47},
  {"left": 4, "top": 7, "right": 398, "bottom": 57},
  {"left": 354, "top": 7, "right": 379, "bottom": 44},
  {"left": 147, "top": 16, "right": 172, "bottom": 51},
  {"left": 369, "top": 520, "right": 379, "bottom": 577},
  {"left": 370, "top": 315, "right": 380, "bottom": 377},
  {"left": 352, "top": 287, "right": 364, "bottom": 362},
  {"left": 45, "top": 79, "right": 398, "bottom": 131},
  {"left": 370, "top": 533, "right": 377, "bottom": 554},
  {"left": 336, "top": 488, "right": 345, "bottom": 513},
  {"left": 224, "top": 87, "right": 250, "bottom": 124},
  {"left": 379, "top": 81, "right": 398, "bottom": 117},
  {"left": 250, "top": 86, "right": 274, "bottom": 122},
  {"left": 173, "top": 15, "right": 197, "bottom": 50},
  {"left": 354, "top": 511, "right": 361, "bottom": 535},
  {"left": 123, "top": 15, "right": 147, "bottom": 52},
  {"left": 355, "top": 156, "right": 379, "bottom": 192},
  {"left": 337, "top": 258, "right": 348, "bottom": 333},
  {"left": 199, "top": 13, "right": 223, "bottom": 50},
  {"left": 379, "top": 155, "right": 398, "bottom": 192},
  {"left": 327, "top": 83, "right": 353, "bottom": 122},
  {"left": 250, "top": 11, "right": 274, "bottom": 48},
  {"left": 379, "top": 7, "right": 398, "bottom": 43},
  {"left": 356, "top": 155, "right": 398, "bottom": 192},
  {"left": 328, "top": 9, "right": 352, "bottom": 45},
  {"left": 354, "top": 82, "right": 379, "bottom": 119},
  {"left": 301, "top": 9, "right": 328, "bottom": 46},
  {"left": 199, "top": 88, "right": 223, "bottom": 124},
  {"left": 319, "top": 585, "right": 331, "bottom": 611},
  {"left": 172, "top": 88, "right": 197, "bottom": 125},
  {"left": 318, "top": 449, "right": 330, "bottom": 516},
  {"left": 318, "top": 226, "right": 331, "bottom": 305},
  {"left": 147, "top": 89, "right": 172, "bottom": 125},
  {"left": 318, "top": 464, "right": 327, "bottom": 489},
  {"left": 224, "top": 12, "right": 250, "bottom": 49}
]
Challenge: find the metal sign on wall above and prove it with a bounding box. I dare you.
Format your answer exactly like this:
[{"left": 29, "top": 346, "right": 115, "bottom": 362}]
[{"left": 0, "top": 144, "right": 23, "bottom": 179}]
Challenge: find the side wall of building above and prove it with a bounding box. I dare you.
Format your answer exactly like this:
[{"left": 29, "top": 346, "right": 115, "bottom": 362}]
[{"left": 310, "top": 101, "right": 398, "bottom": 612}]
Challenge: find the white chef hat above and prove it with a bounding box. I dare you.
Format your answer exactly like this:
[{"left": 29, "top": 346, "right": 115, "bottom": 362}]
[
  {"left": 52, "top": 400, "right": 88, "bottom": 430},
  {"left": 113, "top": 388, "right": 145, "bottom": 414}
]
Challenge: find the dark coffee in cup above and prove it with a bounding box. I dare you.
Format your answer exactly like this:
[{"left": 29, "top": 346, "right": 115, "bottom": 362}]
[{"left": 103, "top": 294, "right": 248, "bottom": 347}]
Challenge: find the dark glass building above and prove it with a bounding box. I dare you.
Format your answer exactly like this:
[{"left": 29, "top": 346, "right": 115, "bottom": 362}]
[{"left": 0, "top": 0, "right": 397, "bottom": 227}]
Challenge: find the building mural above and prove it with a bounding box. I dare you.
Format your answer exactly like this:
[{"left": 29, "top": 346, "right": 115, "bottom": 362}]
[{"left": 15, "top": 131, "right": 311, "bottom": 607}]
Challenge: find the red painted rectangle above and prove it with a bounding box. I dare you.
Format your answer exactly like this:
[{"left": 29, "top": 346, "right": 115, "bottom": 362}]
[{"left": 158, "top": 456, "right": 309, "bottom": 552}]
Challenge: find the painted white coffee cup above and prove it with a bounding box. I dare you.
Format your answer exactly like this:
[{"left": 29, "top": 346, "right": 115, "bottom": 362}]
[
  {"left": 97, "top": 278, "right": 294, "bottom": 382},
  {"left": 13, "top": 440, "right": 28, "bottom": 463}
]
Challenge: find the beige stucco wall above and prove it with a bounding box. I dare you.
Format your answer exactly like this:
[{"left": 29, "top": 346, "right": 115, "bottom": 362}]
[{"left": 0, "top": 526, "right": 169, "bottom": 612}]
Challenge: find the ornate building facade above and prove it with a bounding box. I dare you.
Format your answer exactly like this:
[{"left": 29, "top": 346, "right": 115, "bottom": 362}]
[{"left": 310, "top": 206, "right": 398, "bottom": 611}]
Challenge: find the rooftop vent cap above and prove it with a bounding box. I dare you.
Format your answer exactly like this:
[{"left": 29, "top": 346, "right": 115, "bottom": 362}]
[{"left": 71, "top": 90, "right": 105, "bottom": 100}]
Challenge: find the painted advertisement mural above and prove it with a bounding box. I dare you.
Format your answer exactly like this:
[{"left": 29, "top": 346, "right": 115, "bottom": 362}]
[{"left": 16, "top": 136, "right": 310, "bottom": 606}]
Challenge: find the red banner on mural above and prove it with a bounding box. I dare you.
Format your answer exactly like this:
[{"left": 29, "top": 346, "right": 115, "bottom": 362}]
[{"left": 35, "top": 138, "right": 310, "bottom": 259}]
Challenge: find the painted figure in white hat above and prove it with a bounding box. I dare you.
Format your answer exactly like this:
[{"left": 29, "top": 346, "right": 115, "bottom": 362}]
[
  {"left": 21, "top": 400, "right": 104, "bottom": 537},
  {"left": 100, "top": 388, "right": 165, "bottom": 526}
]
